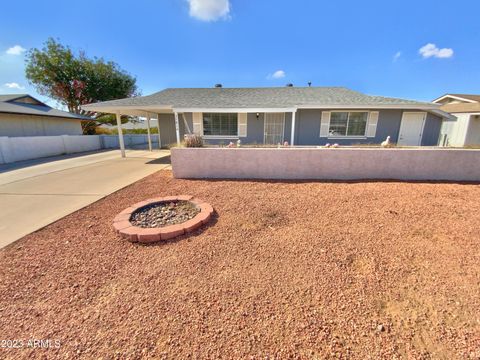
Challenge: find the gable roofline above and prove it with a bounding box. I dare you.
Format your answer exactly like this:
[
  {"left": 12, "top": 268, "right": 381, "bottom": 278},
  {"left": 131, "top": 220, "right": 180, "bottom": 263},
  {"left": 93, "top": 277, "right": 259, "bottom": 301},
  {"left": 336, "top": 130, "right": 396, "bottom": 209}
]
[
  {"left": 0, "top": 93, "right": 91, "bottom": 120},
  {"left": 0, "top": 94, "right": 31, "bottom": 102},
  {"left": 432, "top": 94, "right": 478, "bottom": 104}
]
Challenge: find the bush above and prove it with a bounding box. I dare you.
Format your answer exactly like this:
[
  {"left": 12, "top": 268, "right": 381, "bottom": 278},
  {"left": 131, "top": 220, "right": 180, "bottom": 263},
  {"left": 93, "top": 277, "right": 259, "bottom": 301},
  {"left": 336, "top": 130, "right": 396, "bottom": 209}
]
[{"left": 184, "top": 134, "right": 203, "bottom": 148}]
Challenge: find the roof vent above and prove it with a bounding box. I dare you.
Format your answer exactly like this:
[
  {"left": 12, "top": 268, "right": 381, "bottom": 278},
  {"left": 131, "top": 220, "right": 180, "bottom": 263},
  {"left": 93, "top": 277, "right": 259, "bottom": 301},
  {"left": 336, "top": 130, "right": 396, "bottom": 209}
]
[
  {"left": 214, "top": 84, "right": 222, "bottom": 88},
  {"left": 286, "top": 83, "right": 293, "bottom": 87}
]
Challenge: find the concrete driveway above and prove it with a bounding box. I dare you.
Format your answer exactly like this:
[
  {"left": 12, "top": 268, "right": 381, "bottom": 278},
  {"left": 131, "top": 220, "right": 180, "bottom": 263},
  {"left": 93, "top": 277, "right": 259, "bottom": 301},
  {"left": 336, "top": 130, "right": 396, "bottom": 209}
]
[{"left": 0, "top": 149, "right": 170, "bottom": 248}]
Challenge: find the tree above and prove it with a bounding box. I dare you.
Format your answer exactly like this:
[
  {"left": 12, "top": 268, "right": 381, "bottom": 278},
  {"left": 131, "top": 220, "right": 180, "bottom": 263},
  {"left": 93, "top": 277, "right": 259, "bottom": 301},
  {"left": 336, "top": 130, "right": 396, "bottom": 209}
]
[{"left": 25, "top": 38, "right": 139, "bottom": 134}]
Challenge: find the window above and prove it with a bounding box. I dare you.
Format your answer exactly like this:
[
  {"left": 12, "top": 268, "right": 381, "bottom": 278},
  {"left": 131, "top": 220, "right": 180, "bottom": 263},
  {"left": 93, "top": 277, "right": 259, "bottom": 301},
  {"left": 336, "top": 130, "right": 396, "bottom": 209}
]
[
  {"left": 203, "top": 113, "right": 238, "bottom": 136},
  {"left": 329, "top": 111, "right": 368, "bottom": 137}
]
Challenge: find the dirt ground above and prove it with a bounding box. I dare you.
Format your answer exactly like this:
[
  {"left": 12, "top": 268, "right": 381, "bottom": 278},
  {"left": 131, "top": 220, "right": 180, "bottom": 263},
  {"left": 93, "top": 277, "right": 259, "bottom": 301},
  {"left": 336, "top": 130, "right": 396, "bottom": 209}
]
[{"left": 0, "top": 171, "right": 479, "bottom": 359}]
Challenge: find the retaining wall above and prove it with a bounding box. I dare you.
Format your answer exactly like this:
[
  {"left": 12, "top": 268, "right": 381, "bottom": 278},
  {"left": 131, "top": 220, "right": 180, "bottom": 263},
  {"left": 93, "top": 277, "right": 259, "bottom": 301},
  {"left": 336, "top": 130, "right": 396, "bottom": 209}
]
[{"left": 171, "top": 147, "right": 480, "bottom": 181}]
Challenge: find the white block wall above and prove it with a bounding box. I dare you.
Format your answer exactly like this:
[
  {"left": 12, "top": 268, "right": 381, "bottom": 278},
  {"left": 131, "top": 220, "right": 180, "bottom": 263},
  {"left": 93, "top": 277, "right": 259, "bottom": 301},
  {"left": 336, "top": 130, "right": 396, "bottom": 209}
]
[
  {"left": 0, "top": 136, "right": 102, "bottom": 164},
  {"left": 0, "top": 134, "right": 159, "bottom": 164}
]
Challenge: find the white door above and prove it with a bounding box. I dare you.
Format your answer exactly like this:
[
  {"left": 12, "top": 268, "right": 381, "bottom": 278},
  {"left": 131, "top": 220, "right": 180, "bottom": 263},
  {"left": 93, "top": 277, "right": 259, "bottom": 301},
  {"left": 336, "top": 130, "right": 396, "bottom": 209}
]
[
  {"left": 398, "top": 112, "right": 426, "bottom": 146},
  {"left": 264, "top": 113, "right": 285, "bottom": 145}
]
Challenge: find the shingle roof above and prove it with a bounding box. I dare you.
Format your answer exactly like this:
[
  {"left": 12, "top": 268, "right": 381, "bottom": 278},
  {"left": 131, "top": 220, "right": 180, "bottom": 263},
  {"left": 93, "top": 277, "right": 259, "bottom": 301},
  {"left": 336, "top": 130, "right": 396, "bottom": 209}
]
[
  {"left": 83, "top": 87, "right": 435, "bottom": 110},
  {"left": 0, "top": 94, "right": 90, "bottom": 120}
]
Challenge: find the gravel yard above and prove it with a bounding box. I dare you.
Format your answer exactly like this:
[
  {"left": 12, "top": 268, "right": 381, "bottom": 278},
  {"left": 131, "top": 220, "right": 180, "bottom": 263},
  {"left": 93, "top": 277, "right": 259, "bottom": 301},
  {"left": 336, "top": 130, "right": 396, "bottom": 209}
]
[{"left": 0, "top": 171, "right": 479, "bottom": 359}]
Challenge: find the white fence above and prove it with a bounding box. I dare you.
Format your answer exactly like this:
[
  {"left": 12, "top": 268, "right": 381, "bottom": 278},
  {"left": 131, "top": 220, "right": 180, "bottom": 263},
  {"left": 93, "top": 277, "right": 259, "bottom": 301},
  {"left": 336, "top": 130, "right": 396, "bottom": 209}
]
[
  {"left": 171, "top": 147, "right": 480, "bottom": 181},
  {"left": 101, "top": 134, "right": 159, "bottom": 149},
  {"left": 0, "top": 135, "right": 158, "bottom": 164}
]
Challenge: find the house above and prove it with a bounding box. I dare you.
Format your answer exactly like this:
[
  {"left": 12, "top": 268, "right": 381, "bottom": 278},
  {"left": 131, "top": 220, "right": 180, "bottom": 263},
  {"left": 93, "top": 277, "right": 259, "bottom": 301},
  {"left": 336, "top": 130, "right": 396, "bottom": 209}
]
[
  {"left": 82, "top": 87, "right": 452, "bottom": 152},
  {"left": 432, "top": 94, "right": 480, "bottom": 147},
  {"left": 0, "top": 94, "right": 88, "bottom": 137}
]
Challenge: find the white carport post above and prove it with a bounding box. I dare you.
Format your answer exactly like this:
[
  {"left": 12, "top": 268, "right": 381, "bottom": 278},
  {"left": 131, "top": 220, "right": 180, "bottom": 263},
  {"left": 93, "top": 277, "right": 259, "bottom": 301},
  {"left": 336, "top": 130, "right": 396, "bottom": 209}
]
[
  {"left": 290, "top": 110, "right": 297, "bottom": 146},
  {"left": 144, "top": 111, "right": 152, "bottom": 151},
  {"left": 174, "top": 112, "right": 181, "bottom": 146},
  {"left": 156, "top": 114, "right": 162, "bottom": 149},
  {"left": 115, "top": 111, "right": 126, "bottom": 158}
]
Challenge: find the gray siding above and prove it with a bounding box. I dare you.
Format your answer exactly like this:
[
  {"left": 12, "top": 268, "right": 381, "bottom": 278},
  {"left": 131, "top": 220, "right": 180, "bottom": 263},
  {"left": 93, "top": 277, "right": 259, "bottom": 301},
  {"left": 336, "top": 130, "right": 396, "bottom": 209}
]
[
  {"left": 188, "top": 112, "right": 289, "bottom": 146},
  {"left": 159, "top": 110, "right": 443, "bottom": 147},
  {"left": 421, "top": 113, "right": 442, "bottom": 146},
  {"left": 295, "top": 109, "right": 404, "bottom": 145}
]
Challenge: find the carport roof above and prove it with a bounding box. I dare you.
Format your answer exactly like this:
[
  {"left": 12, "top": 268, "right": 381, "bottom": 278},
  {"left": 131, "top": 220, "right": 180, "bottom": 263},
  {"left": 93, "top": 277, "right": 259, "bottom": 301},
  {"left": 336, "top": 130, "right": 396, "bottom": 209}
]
[{"left": 82, "top": 86, "right": 442, "bottom": 113}]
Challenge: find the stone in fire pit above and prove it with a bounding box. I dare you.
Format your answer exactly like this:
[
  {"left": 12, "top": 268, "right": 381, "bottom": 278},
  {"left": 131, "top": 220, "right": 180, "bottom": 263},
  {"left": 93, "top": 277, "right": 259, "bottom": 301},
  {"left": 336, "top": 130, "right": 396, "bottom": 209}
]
[
  {"left": 130, "top": 201, "right": 200, "bottom": 228},
  {"left": 113, "top": 195, "right": 214, "bottom": 244}
]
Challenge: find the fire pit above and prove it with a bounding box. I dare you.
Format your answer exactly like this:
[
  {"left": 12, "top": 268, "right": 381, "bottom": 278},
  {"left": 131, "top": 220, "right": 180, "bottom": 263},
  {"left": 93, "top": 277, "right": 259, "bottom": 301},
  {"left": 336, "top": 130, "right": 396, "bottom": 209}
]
[{"left": 113, "top": 195, "right": 213, "bottom": 243}]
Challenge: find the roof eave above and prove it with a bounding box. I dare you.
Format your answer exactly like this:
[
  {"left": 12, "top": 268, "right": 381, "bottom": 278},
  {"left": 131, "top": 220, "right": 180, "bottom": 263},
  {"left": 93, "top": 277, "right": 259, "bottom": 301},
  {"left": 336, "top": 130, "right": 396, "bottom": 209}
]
[
  {"left": 295, "top": 104, "right": 439, "bottom": 110},
  {"left": 432, "top": 94, "right": 477, "bottom": 104},
  {"left": 0, "top": 110, "right": 89, "bottom": 121}
]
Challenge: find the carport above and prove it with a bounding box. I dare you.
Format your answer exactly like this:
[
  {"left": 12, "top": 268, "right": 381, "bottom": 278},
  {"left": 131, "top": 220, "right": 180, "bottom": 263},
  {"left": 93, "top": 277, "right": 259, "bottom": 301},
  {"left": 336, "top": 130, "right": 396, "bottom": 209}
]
[{"left": 81, "top": 103, "right": 191, "bottom": 157}]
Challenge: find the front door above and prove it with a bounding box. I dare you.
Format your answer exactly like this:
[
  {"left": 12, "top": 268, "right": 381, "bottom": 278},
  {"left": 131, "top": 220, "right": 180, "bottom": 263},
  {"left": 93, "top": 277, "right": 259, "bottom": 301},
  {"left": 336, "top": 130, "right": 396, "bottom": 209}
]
[
  {"left": 264, "top": 113, "right": 285, "bottom": 145},
  {"left": 398, "top": 112, "right": 426, "bottom": 146}
]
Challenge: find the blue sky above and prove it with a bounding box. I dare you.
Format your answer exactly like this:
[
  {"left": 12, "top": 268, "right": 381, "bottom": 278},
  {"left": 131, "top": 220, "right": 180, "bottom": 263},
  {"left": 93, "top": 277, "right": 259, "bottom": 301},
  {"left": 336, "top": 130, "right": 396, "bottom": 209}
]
[{"left": 0, "top": 0, "right": 478, "bottom": 107}]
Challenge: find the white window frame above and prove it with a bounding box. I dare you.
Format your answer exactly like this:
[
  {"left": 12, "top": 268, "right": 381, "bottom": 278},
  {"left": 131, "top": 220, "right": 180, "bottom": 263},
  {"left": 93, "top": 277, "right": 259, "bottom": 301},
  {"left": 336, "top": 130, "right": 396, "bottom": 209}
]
[
  {"left": 327, "top": 110, "right": 370, "bottom": 139},
  {"left": 202, "top": 112, "right": 239, "bottom": 139}
]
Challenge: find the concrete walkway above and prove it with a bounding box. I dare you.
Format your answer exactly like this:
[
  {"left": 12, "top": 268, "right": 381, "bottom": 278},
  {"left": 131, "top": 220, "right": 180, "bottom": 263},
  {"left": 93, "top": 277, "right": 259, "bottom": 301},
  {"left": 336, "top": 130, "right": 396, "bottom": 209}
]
[{"left": 0, "top": 149, "right": 171, "bottom": 249}]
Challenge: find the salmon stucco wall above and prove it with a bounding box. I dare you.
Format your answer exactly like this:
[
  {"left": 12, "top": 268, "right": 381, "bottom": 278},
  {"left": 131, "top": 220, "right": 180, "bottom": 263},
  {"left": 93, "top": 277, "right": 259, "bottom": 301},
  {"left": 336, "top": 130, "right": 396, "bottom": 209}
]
[{"left": 171, "top": 147, "right": 480, "bottom": 181}]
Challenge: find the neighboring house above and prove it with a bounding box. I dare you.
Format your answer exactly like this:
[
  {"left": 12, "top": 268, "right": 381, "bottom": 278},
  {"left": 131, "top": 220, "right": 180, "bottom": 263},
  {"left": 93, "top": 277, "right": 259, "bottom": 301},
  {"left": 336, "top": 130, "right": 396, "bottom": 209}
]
[
  {"left": 0, "top": 94, "right": 88, "bottom": 137},
  {"left": 83, "top": 87, "right": 452, "bottom": 147},
  {"left": 432, "top": 94, "right": 480, "bottom": 147}
]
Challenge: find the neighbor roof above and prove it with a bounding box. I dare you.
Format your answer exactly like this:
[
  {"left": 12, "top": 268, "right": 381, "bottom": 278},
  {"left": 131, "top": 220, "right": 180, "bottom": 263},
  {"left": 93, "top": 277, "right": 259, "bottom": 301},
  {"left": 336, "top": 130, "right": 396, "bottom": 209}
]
[
  {"left": 82, "top": 87, "right": 438, "bottom": 112},
  {"left": 0, "top": 94, "right": 90, "bottom": 120},
  {"left": 444, "top": 94, "right": 480, "bottom": 103},
  {"left": 439, "top": 102, "right": 480, "bottom": 113}
]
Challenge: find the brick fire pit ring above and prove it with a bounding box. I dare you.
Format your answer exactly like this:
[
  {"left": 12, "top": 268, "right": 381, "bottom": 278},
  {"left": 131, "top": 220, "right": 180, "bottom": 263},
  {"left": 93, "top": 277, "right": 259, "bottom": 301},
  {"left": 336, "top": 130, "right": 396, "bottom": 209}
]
[{"left": 113, "top": 195, "right": 214, "bottom": 244}]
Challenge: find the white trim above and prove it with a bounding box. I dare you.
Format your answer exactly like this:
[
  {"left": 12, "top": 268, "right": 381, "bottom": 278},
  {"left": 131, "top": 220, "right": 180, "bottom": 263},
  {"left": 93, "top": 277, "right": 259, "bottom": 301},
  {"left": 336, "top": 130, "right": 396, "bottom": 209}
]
[
  {"left": 115, "top": 111, "right": 126, "bottom": 158},
  {"left": 398, "top": 111, "right": 426, "bottom": 146},
  {"left": 319, "top": 111, "right": 331, "bottom": 137},
  {"left": 432, "top": 94, "right": 477, "bottom": 104},
  {"left": 296, "top": 104, "right": 440, "bottom": 110},
  {"left": 174, "top": 112, "right": 181, "bottom": 146},
  {"left": 175, "top": 105, "right": 439, "bottom": 112},
  {"left": 238, "top": 113, "right": 248, "bottom": 137},
  {"left": 145, "top": 111, "right": 152, "bottom": 152},
  {"left": 192, "top": 112, "right": 203, "bottom": 135},
  {"left": 291, "top": 111, "right": 296, "bottom": 145},
  {"left": 429, "top": 108, "right": 456, "bottom": 120},
  {"left": 155, "top": 113, "right": 162, "bottom": 149},
  {"left": 366, "top": 111, "right": 379, "bottom": 138},
  {"left": 81, "top": 104, "right": 174, "bottom": 114},
  {"left": 174, "top": 107, "right": 297, "bottom": 113}
]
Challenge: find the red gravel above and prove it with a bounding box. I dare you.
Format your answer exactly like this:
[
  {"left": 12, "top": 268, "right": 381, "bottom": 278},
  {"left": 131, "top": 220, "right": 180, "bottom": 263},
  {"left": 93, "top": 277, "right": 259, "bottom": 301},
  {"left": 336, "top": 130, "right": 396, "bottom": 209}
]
[{"left": 0, "top": 171, "right": 479, "bottom": 359}]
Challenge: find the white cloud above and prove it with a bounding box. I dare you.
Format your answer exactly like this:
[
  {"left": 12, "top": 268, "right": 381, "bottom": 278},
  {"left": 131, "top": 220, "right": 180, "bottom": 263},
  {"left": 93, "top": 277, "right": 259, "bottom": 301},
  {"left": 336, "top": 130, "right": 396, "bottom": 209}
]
[
  {"left": 270, "top": 70, "right": 286, "bottom": 79},
  {"left": 393, "top": 51, "right": 401, "bottom": 62},
  {"left": 187, "top": 0, "right": 230, "bottom": 21},
  {"left": 6, "top": 45, "right": 26, "bottom": 55},
  {"left": 419, "top": 43, "right": 453, "bottom": 59},
  {"left": 4, "top": 82, "right": 25, "bottom": 89}
]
